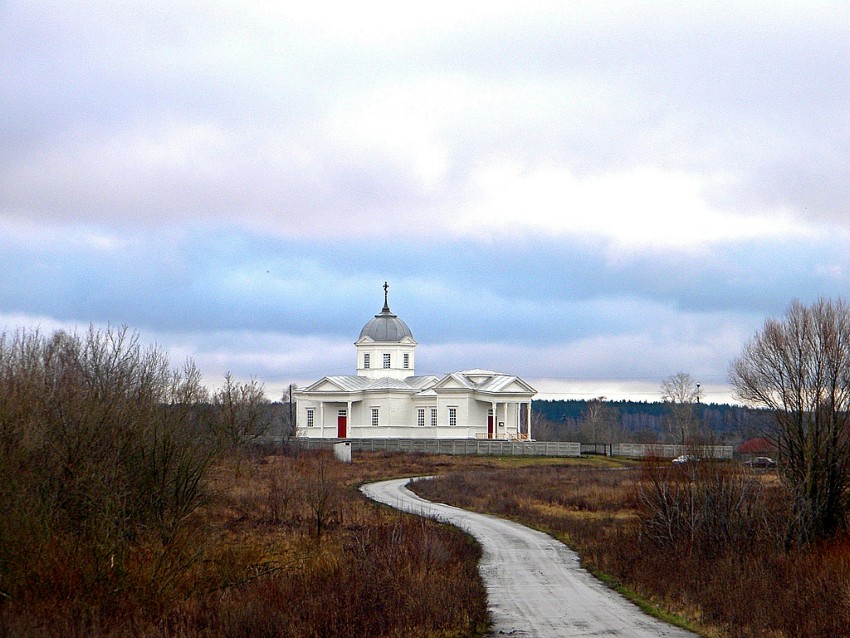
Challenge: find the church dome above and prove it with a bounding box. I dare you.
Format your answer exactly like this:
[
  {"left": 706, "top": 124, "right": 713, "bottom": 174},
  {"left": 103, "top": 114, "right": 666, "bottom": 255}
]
[{"left": 358, "top": 284, "right": 414, "bottom": 342}]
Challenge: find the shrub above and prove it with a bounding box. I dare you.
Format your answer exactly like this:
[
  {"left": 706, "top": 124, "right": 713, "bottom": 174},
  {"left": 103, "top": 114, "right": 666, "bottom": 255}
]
[
  {"left": 635, "top": 461, "right": 767, "bottom": 557},
  {"left": 0, "top": 326, "right": 215, "bottom": 617}
]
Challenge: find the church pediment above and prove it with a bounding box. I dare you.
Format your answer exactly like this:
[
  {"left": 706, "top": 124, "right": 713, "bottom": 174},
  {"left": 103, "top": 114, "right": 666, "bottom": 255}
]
[
  {"left": 477, "top": 375, "right": 537, "bottom": 395},
  {"left": 303, "top": 376, "right": 370, "bottom": 393},
  {"left": 303, "top": 378, "right": 346, "bottom": 392},
  {"left": 505, "top": 379, "right": 535, "bottom": 393},
  {"left": 433, "top": 373, "right": 474, "bottom": 390}
]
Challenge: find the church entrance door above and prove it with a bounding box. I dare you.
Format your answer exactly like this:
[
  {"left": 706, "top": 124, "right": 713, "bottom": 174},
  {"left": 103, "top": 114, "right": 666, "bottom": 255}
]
[
  {"left": 487, "top": 413, "right": 494, "bottom": 439},
  {"left": 337, "top": 410, "right": 347, "bottom": 438}
]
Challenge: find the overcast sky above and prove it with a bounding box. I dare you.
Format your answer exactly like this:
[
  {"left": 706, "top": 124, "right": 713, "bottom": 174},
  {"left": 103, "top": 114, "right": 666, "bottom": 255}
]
[{"left": 2, "top": 1, "right": 849, "bottom": 403}]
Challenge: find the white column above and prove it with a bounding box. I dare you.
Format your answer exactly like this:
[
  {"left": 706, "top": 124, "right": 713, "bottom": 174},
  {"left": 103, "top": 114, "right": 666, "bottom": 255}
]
[
  {"left": 526, "top": 401, "right": 532, "bottom": 440},
  {"left": 491, "top": 401, "right": 497, "bottom": 439},
  {"left": 514, "top": 401, "right": 520, "bottom": 438},
  {"left": 320, "top": 402, "right": 325, "bottom": 437},
  {"left": 347, "top": 400, "right": 352, "bottom": 436}
]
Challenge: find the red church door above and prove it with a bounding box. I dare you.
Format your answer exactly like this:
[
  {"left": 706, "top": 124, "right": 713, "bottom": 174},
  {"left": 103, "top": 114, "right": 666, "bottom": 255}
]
[
  {"left": 337, "top": 410, "right": 347, "bottom": 438},
  {"left": 487, "top": 413, "right": 494, "bottom": 439}
]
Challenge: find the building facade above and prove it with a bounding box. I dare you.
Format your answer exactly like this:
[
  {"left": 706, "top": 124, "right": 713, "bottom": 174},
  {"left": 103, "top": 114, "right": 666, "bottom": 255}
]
[{"left": 294, "top": 285, "right": 536, "bottom": 439}]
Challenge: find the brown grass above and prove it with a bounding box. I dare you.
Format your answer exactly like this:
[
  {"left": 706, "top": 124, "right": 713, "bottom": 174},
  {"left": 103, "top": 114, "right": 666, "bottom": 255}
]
[
  {"left": 412, "top": 461, "right": 850, "bottom": 638},
  {"left": 0, "top": 448, "right": 493, "bottom": 638},
  {"left": 10, "top": 441, "right": 848, "bottom": 638}
]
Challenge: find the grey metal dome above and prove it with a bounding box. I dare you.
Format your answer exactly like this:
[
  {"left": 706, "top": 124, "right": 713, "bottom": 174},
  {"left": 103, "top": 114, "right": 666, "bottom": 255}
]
[{"left": 358, "top": 283, "right": 414, "bottom": 342}]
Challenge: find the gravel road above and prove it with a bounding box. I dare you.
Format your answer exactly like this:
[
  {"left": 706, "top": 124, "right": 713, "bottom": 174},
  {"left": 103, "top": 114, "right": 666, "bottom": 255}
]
[{"left": 361, "top": 477, "right": 699, "bottom": 638}]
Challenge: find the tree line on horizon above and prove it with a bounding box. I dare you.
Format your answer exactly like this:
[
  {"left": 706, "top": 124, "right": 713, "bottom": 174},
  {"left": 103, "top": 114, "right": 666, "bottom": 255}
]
[{"left": 531, "top": 397, "right": 769, "bottom": 446}]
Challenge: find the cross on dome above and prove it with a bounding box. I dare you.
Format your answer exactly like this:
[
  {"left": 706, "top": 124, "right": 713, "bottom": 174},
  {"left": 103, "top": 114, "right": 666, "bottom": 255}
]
[{"left": 358, "top": 282, "right": 413, "bottom": 342}]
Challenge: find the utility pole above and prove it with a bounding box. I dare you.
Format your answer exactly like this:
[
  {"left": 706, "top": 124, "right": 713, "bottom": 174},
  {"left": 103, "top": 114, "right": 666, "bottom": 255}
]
[{"left": 283, "top": 383, "right": 296, "bottom": 447}]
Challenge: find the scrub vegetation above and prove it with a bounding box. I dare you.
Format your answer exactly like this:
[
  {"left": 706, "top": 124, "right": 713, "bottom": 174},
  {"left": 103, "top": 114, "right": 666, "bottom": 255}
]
[
  {"left": 413, "top": 461, "right": 850, "bottom": 638},
  {"left": 0, "top": 326, "right": 489, "bottom": 637},
  {"left": 0, "top": 448, "right": 490, "bottom": 638}
]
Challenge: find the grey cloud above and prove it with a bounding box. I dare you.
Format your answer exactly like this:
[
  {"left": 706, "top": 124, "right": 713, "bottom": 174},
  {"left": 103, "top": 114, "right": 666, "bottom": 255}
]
[{"left": 4, "top": 2, "right": 849, "bottom": 235}]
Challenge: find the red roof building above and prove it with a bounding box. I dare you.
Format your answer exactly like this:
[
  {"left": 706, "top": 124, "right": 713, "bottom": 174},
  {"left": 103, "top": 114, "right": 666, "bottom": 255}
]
[{"left": 737, "top": 437, "right": 777, "bottom": 456}]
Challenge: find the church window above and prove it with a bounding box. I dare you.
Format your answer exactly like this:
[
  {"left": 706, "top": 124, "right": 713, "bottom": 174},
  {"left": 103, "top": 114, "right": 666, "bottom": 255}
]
[
  {"left": 371, "top": 407, "right": 380, "bottom": 426},
  {"left": 417, "top": 408, "right": 425, "bottom": 427},
  {"left": 363, "top": 353, "right": 370, "bottom": 369},
  {"left": 448, "top": 407, "right": 457, "bottom": 427},
  {"left": 306, "top": 409, "right": 314, "bottom": 427},
  {"left": 383, "top": 353, "right": 391, "bottom": 368},
  {"left": 430, "top": 408, "right": 437, "bottom": 426},
  {"left": 403, "top": 353, "right": 410, "bottom": 369}
]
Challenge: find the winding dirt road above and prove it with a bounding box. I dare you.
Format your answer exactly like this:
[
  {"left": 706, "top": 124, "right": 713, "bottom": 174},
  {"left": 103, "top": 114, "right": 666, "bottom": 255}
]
[{"left": 361, "top": 477, "right": 698, "bottom": 638}]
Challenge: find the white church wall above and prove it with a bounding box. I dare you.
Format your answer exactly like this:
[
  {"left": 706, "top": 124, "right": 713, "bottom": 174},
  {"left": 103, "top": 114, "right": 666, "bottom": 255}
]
[
  {"left": 297, "top": 400, "right": 324, "bottom": 435},
  {"left": 388, "top": 396, "right": 413, "bottom": 426},
  {"left": 467, "top": 401, "right": 489, "bottom": 429},
  {"left": 295, "top": 394, "right": 532, "bottom": 439},
  {"left": 349, "top": 425, "right": 486, "bottom": 439},
  {"left": 356, "top": 340, "right": 416, "bottom": 380},
  {"left": 504, "top": 402, "right": 519, "bottom": 435},
  {"left": 435, "top": 393, "right": 465, "bottom": 427}
]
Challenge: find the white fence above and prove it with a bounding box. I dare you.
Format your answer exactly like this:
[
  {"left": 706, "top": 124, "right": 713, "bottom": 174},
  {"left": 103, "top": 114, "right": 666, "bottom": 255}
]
[
  {"left": 609, "top": 443, "right": 733, "bottom": 459},
  {"left": 263, "top": 437, "right": 732, "bottom": 460},
  {"left": 290, "top": 437, "right": 582, "bottom": 457}
]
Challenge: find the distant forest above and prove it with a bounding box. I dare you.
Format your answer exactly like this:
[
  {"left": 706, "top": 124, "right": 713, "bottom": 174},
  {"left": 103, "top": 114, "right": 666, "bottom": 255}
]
[{"left": 531, "top": 399, "right": 771, "bottom": 445}]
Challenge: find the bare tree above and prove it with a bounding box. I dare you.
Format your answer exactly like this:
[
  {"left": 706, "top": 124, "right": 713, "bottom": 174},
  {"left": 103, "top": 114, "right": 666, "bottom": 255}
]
[
  {"left": 730, "top": 298, "right": 850, "bottom": 543},
  {"left": 580, "top": 397, "right": 618, "bottom": 449},
  {"left": 529, "top": 407, "right": 553, "bottom": 440},
  {"left": 212, "top": 372, "right": 270, "bottom": 454},
  {"left": 660, "top": 372, "right": 700, "bottom": 446},
  {"left": 303, "top": 454, "right": 340, "bottom": 539}
]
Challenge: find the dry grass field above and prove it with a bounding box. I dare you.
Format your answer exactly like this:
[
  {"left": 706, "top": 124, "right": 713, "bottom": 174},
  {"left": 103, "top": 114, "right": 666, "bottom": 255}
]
[
  {"left": 413, "top": 459, "right": 850, "bottom": 638},
  {"left": 6, "top": 444, "right": 850, "bottom": 638},
  {"left": 0, "top": 448, "right": 494, "bottom": 638}
]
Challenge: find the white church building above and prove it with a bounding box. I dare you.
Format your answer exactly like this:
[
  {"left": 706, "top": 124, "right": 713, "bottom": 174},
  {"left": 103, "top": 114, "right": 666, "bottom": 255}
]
[{"left": 294, "top": 284, "right": 536, "bottom": 439}]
